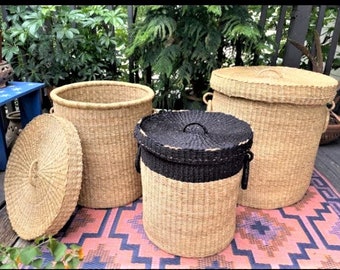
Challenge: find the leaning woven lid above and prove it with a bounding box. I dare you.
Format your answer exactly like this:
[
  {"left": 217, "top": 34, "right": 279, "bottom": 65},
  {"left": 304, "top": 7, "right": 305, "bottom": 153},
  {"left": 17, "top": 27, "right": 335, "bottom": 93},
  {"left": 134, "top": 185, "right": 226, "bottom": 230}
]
[
  {"left": 4, "top": 113, "right": 83, "bottom": 240},
  {"left": 210, "top": 66, "right": 338, "bottom": 105},
  {"left": 134, "top": 110, "right": 253, "bottom": 165}
]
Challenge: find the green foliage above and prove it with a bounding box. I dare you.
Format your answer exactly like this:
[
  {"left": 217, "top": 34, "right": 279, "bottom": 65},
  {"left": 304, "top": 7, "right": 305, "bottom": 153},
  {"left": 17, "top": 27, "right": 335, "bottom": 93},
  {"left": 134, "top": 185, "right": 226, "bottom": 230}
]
[
  {"left": 126, "top": 5, "right": 266, "bottom": 109},
  {"left": 248, "top": 5, "right": 293, "bottom": 65},
  {"left": 291, "top": 6, "right": 337, "bottom": 73},
  {"left": 1, "top": 5, "right": 339, "bottom": 109},
  {"left": 255, "top": 5, "right": 340, "bottom": 72},
  {"left": 1, "top": 5, "right": 129, "bottom": 87},
  {"left": 0, "top": 235, "right": 83, "bottom": 269}
]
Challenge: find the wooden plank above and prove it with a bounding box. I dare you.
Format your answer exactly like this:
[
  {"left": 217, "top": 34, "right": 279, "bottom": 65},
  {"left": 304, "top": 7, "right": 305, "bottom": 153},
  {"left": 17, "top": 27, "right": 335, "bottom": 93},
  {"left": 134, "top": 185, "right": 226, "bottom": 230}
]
[
  {"left": 315, "top": 139, "right": 340, "bottom": 192},
  {"left": 283, "top": 5, "right": 313, "bottom": 68},
  {"left": 1, "top": 6, "right": 9, "bottom": 27},
  {"left": 12, "top": 238, "right": 32, "bottom": 248},
  {"left": 127, "top": 5, "right": 135, "bottom": 83},
  {"left": 324, "top": 6, "right": 340, "bottom": 75},
  {"left": 311, "top": 5, "right": 326, "bottom": 58},
  {"left": 270, "top": 5, "right": 289, "bottom": 65},
  {"left": 0, "top": 206, "right": 18, "bottom": 246}
]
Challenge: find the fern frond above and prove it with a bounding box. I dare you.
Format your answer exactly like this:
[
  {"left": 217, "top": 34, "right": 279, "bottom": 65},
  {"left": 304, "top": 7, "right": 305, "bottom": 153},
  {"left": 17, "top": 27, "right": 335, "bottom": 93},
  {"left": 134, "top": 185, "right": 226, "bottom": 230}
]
[
  {"left": 153, "top": 44, "right": 180, "bottom": 77},
  {"left": 148, "top": 15, "right": 176, "bottom": 40}
]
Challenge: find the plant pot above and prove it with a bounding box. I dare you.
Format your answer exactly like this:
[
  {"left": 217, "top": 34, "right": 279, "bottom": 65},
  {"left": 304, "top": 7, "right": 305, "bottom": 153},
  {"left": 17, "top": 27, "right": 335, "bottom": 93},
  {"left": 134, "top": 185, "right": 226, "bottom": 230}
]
[
  {"left": 5, "top": 110, "right": 21, "bottom": 151},
  {"left": 0, "top": 60, "right": 14, "bottom": 88}
]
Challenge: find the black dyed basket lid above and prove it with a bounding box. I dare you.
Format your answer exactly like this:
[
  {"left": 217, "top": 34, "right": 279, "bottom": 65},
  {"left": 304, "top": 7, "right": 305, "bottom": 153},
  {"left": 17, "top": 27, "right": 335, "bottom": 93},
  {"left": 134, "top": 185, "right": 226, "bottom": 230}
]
[{"left": 134, "top": 110, "right": 253, "bottom": 166}]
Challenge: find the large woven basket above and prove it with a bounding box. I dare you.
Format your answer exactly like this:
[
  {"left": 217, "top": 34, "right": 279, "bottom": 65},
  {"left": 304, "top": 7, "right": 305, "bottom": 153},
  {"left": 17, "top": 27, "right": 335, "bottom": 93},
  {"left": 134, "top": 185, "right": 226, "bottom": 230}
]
[
  {"left": 205, "top": 66, "right": 338, "bottom": 209},
  {"left": 134, "top": 110, "right": 253, "bottom": 257},
  {"left": 50, "top": 81, "right": 154, "bottom": 208}
]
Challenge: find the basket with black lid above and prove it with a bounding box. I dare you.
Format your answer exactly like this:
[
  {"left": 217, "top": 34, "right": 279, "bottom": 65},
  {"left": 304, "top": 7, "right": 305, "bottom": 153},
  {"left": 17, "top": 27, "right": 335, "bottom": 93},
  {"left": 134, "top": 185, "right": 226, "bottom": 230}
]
[{"left": 134, "top": 110, "right": 253, "bottom": 258}]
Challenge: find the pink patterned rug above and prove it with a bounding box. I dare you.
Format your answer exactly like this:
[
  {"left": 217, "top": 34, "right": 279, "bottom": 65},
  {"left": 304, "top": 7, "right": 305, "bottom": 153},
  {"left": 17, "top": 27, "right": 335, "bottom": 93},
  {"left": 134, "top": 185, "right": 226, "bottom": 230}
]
[{"left": 53, "top": 169, "right": 340, "bottom": 269}]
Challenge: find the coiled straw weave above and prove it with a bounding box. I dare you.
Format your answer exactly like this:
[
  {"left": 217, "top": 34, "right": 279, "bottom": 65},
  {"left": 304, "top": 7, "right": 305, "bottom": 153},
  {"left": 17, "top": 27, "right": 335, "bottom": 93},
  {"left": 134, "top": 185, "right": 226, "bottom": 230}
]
[
  {"left": 207, "top": 66, "right": 338, "bottom": 209},
  {"left": 4, "top": 114, "right": 83, "bottom": 240},
  {"left": 50, "top": 81, "right": 154, "bottom": 208}
]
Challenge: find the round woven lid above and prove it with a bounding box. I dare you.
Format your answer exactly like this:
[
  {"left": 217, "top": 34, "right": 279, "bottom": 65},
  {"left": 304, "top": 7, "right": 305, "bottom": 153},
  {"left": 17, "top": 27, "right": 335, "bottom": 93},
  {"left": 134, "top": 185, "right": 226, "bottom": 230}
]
[
  {"left": 134, "top": 110, "right": 253, "bottom": 165},
  {"left": 210, "top": 66, "right": 338, "bottom": 105},
  {"left": 4, "top": 113, "right": 83, "bottom": 240}
]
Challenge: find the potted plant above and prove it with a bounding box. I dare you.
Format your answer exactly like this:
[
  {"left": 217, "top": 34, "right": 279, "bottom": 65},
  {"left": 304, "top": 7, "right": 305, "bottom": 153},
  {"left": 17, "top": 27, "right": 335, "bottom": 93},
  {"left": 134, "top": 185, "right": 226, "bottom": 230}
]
[{"left": 289, "top": 30, "right": 340, "bottom": 145}]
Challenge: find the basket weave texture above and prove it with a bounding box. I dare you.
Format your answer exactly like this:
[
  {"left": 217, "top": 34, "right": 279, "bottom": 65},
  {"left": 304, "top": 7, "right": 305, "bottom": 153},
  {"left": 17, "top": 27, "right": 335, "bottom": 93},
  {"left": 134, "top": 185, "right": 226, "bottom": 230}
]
[
  {"left": 134, "top": 110, "right": 253, "bottom": 257},
  {"left": 141, "top": 162, "right": 242, "bottom": 257},
  {"left": 208, "top": 66, "right": 338, "bottom": 209},
  {"left": 50, "top": 81, "right": 154, "bottom": 208},
  {"left": 4, "top": 114, "right": 83, "bottom": 240}
]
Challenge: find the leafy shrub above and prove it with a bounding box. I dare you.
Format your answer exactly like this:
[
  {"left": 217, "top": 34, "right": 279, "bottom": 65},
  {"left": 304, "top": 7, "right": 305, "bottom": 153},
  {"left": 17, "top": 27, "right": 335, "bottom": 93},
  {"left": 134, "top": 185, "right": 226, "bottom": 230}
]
[
  {"left": 126, "top": 5, "right": 266, "bottom": 109},
  {"left": 2, "top": 5, "right": 129, "bottom": 87},
  {"left": 0, "top": 235, "right": 83, "bottom": 269}
]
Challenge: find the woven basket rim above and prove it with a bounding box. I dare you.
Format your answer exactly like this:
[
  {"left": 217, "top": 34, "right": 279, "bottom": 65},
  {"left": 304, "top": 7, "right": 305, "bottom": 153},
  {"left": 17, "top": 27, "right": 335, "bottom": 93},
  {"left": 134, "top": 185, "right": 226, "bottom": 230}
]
[
  {"left": 210, "top": 66, "right": 338, "bottom": 105},
  {"left": 50, "top": 80, "right": 155, "bottom": 110},
  {"left": 135, "top": 110, "right": 253, "bottom": 165}
]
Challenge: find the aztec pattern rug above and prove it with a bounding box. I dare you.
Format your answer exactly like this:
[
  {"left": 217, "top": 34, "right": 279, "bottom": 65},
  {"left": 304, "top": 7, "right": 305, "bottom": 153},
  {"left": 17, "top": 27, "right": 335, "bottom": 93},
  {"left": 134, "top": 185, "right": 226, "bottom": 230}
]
[{"left": 52, "top": 169, "right": 340, "bottom": 269}]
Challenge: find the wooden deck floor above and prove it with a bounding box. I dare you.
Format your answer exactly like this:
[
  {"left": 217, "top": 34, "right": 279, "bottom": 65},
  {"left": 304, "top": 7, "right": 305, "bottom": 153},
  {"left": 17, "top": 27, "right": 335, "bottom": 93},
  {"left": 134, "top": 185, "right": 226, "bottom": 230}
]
[{"left": 0, "top": 138, "right": 339, "bottom": 249}]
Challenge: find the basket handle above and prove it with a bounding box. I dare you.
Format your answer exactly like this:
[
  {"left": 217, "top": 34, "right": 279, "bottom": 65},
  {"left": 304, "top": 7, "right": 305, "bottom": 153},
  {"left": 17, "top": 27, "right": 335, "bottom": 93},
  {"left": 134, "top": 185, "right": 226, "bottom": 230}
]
[
  {"left": 257, "top": 68, "right": 283, "bottom": 79},
  {"left": 203, "top": 92, "right": 213, "bottom": 112},
  {"left": 330, "top": 110, "right": 340, "bottom": 122},
  {"left": 241, "top": 151, "right": 254, "bottom": 190},
  {"left": 323, "top": 101, "right": 337, "bottom": 132},
  {"left": 183, "top": 122, "right": 208, "bottom": 134},
  {"left": 135, "top": 144, "right": 141, "bottom": 174}
]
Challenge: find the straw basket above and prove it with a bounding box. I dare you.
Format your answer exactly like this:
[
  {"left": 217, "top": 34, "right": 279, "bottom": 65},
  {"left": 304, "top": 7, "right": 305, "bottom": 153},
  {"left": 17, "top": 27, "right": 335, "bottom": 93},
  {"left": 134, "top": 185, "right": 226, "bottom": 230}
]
[
  {"left": 204, "top": 66, "right": 338, "bottom": 209},
  {"left": 134, "top": 110, "right": 253, "bottom": 257},
  {"left": 50, "top": 81, "right": 154, "bottom": 208}
]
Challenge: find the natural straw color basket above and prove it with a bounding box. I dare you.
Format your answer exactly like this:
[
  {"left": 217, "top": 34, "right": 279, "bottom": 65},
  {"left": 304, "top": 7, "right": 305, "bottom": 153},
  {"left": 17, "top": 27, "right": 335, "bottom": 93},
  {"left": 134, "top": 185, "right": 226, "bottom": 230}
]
[
  {"left": 205, "top": 66, "right": 338, "bottom": 209},
  {"left": 4, "top": 114, "right": 83, "bottom": 240},
  {"left": 134, "top": 110, "right": 253, "bottom": 257},
  {"left": 141, "top": 163, "right": 243, "bottom": 258},
  {"left": 50, "top": 81, "right": 154, "bottom": 208}
]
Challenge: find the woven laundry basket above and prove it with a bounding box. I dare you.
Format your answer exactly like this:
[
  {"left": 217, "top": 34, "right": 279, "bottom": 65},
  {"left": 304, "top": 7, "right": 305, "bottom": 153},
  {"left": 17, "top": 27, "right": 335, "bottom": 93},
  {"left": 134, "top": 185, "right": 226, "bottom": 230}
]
[
  {"left": 4, "top": 114, "right": 83, "bottom": 240},
  {"left": 205, "top": 66, "right": 338, "bottom": 209},
  {"left": 134, "top": 110, "right": 253, "bottom": 257},
  {"left": 50, "top": 81, "right": 154, "bottom": 208}
]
